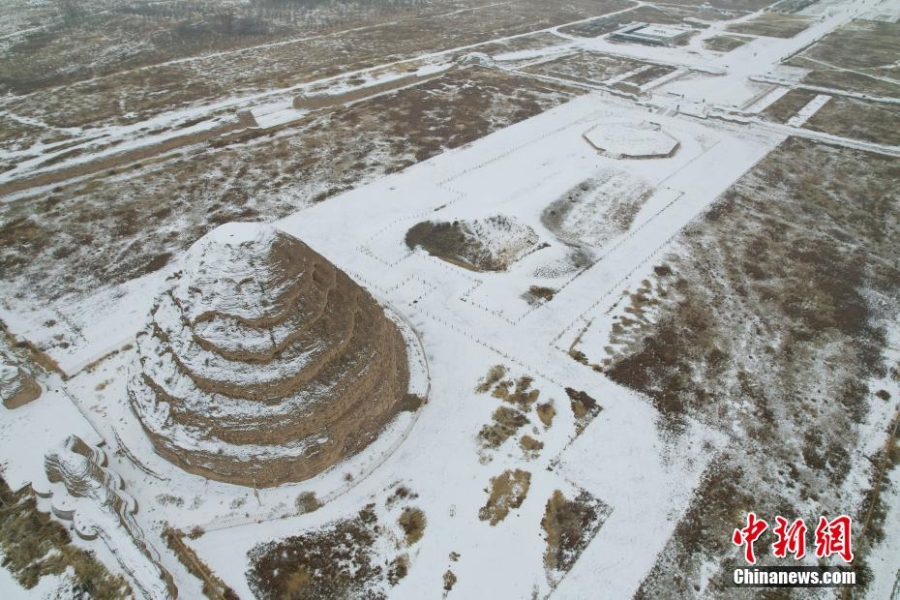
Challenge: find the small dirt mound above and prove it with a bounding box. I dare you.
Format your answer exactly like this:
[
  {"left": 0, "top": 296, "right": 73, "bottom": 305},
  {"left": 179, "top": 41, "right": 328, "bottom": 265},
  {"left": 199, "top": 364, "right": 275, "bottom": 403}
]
[
  {"left": 542, "top": 170, "right": 653, "bottom": 249},
  {"left": 406, "top": 216, "right": 538, "bottom": 272}
]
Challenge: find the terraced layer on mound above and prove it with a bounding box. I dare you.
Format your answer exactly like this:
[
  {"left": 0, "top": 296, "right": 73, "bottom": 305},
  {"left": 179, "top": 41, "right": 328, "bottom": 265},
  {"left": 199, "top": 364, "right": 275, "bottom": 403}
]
[
  {"left": 0, "top": 354, "right": 41, "bottom": 409},
  {"left": 128, "top": 222, "right": 409, "bottom": 487}
]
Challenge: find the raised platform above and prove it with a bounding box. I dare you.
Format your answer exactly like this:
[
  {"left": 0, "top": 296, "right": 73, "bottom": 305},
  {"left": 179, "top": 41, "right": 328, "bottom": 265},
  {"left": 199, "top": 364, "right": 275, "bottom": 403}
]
[{"left": 583, "top": 120, "right": 680, "bottom": 159}]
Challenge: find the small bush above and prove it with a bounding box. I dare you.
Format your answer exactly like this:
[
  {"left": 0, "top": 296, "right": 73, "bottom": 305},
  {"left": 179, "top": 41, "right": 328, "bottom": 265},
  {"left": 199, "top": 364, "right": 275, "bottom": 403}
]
[
  {"left": 398, "top": 507, "right": 426, "bottom": 546},
  {"left": 478, "top": 469, "right": 531, "bottom": 525},
  {"left": 295, "top": 492, "right": 322, "bottom": 515}
]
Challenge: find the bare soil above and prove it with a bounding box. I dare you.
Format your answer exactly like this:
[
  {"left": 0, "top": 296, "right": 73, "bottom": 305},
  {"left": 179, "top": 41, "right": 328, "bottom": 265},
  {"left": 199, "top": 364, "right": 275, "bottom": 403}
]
[
  {"left": 478, "top": 406, "right": 530, "bottom": 449},
  {"left": 476, "top": 365, "right": 508, "bottom": 394},
  {"left": 558, "top": 3, "right": 740, "bottom": 39},
  {"left": 247, "top": 504, "right": 386, "bottom": 600},
  {"left": 566, "top": 388, "right": 602, "bottom": 434},
  {"left": 803, "top": 97, "right": 900, "bottom": 146},
  {"left": 492, "top": 375, "right": 541, "bottom": 411},
  {"left": 0, "top": 0, "right": 629, "bottom": 152},
  {"left": 624, "top": 64, "right": 677, "bottom": 87},
  {"left": 163, "top": 527, "right": 237, "bottom": 600},
  {"left": 536, "top": 402, "right": 556, "bottom": 428},
  {"left": 541, "top": 173, "right": 652, "bottom": 249},
  {"left": 523, "top": 285, "right": 557, "bottom": 306},
  {"left": 519, "top": 434, "right": 544, "bottom": 459},
  {"left": 523, "top": 51, "right": 649, "bottom": 86},
  {"left": 398, "top": 507, "right": 427, "bottom": 546}
]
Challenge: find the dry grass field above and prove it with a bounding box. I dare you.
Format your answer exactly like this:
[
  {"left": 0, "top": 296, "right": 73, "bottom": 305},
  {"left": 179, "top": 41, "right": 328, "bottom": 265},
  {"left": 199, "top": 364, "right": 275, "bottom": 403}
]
[
  {"left": 786, "top": 19, "right": 900, "bottom": 97},
  {"left": 605, "top": 137, "right": 900, "bottom": 597},
  {"left": 524, "top": 51, "right": 657, "bottom": 87},
  {"left": 0, "top": 0, "right": 630, "bottom": 156},
  {"left": 762, "top": 89, "right": 900, "bottom": 145},
  {"left": 0, "top": 67, "right": 580, "bottom": 304},
  {"left": 727, "top": 12, "right": 812, "bottom": 38},
  {"left": 761, "top": 88, "right": 818, "bottom": 122},
  {"left": 702, "top": 35, "right": 750, "bottom": 52},
  {"left": 804, "top": 97, "right": 900, "bottom": 146}
]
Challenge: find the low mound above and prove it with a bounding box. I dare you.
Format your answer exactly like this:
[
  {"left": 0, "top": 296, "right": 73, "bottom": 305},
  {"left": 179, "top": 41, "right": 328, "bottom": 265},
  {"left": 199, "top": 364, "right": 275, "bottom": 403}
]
[
  {"left": 542, "top": 169, "right": 652, "bottom": 248},
  {"left": 583, "top": 121, "right": 678, "bottom": 159},
  {"left": 128, "top": 222, "right": 410, "bottom": 487},
  {"left": 406, "top": 215, "right": 538, "bottom": 272}
]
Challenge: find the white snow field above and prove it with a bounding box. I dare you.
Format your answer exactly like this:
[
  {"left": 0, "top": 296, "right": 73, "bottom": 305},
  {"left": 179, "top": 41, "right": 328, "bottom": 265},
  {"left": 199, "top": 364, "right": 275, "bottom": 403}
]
[{"left": 2, "top": 0, "right": 900, "bottom": 597}]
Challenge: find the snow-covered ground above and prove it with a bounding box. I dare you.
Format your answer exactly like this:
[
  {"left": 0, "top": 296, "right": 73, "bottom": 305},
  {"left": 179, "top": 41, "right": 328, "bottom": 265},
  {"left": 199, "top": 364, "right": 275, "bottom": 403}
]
[
  {"left": 0, "top": 88, "right": 780, "bottom": 598},
  {"left": 2, "top": 0, "right": 900, "bottom": 597}
]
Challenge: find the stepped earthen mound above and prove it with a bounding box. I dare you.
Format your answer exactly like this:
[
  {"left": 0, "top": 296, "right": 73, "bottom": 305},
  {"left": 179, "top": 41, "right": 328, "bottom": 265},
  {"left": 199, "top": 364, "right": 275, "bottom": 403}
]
[
  {"left": 0, "top": 353, "right": 41, "bottom": 409},
  {"left": 128, "top": 222, "right": 410, "bottom": 487}
]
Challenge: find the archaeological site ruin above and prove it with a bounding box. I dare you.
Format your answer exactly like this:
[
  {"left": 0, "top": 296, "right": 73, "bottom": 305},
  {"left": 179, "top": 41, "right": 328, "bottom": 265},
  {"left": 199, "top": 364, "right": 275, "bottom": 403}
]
[{"left": 127, "top": 222, "right": 411, "bottom": 487}]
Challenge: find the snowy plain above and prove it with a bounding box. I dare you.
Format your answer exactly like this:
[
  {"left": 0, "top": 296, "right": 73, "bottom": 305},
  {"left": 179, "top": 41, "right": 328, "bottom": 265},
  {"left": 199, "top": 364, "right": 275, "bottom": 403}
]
[{"left": 1, "top": 0, "right": 900, "bottom": 597}]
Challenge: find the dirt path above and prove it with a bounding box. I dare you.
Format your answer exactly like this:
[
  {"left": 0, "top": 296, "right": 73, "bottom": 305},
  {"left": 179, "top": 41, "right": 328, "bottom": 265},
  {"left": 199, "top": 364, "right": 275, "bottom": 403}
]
[
  {"left": 293, "top": 70, "right": 446, "bottom": 110},
  {"left": 0, "top": 119, "right": 246, "bottom": 198}
]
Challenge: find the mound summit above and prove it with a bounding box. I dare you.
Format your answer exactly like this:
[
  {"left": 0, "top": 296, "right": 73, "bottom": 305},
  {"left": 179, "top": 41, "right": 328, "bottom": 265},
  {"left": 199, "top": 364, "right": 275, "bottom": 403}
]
[{"left": 128, "top": 222, "right": 410, "bottom": 487}]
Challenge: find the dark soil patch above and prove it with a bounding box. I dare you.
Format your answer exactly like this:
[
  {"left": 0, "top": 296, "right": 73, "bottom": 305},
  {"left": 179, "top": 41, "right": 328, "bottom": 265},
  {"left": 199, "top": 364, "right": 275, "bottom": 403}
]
[
  {"left": 625, "top": 64, "right": 676, "bottom": 87},
  {"left": 804, "top": 97, "right": 900, "bottom": 146},
  {"left": 728, "top": 13, "right": 812, "bottom": 38},
  {"left": 406, "top": 215, "right": 537, "bottom": 272},
  {"left": 406, "top": 220, "right": 487, "bottom": 271},
  {"left": 387, "top": 554, "right": 409, "bottom": 586},
  {"left": 523, "top": 285, "right": 556, "bottom": 306},
  {"left": 519, "top": 434, "right": 544, "bottom": 459},
  {"left": 476, "top": 365, "right": 507, "bottom": 394},
  {"left": 537, "top": 402, "right": 556, "bottom": 428},
  {"left": 492, "top": 375, "right": 541, "bottom": 410},
  {"left": 398, "top": 507, "right": 426, "bottom": 546},
  {"left": 443, "top": 569, "right": 457, "bottom": 592}
]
